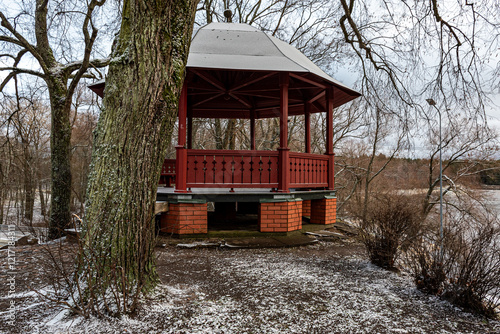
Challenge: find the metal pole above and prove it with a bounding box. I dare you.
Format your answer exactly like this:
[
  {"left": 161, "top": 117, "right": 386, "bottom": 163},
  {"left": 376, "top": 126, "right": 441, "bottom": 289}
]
[
  {"left": 438, "top": 106, "right": 443, "bottom": 259},
  {"left": 426, "top": 99, "right": 443, "bottom": 259}
]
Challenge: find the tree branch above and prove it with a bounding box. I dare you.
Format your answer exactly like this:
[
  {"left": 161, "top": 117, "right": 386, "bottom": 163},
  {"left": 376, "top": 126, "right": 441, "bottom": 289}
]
[
  {"left": 66, "top": 0, "right": 107, "bottom": 104},
  {"left": 0, "top": 67, "right": 45, "bottom": 79},
  {"left": 34, "top": 0, "right": 56, "bottom": 70},
  {"left": 0, "top": 49, "right": 34, "bottom": 92},
  {"left": 0, "top": 11, "right": 46, "bottom": 71},
  {"left": 63, "top": 57, "right": 110, "bottom": 76}
]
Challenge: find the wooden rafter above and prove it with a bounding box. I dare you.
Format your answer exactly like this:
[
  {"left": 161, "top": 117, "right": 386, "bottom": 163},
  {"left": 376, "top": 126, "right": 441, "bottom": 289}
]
[
  {"left": 312, "top": 100, "right": 326, "bottom": 113},
  {"left": 191, "top": 69, "right": 226, "bottom": 91},
  {"left": 231, "top": 72, "right": 277, "bottom": 91},
  {"left": 290, "top": 73, "right": 327, "bottom": 89},
  {"left": 228, "top": 93, "right": 252, "bottom": 108},
  {"left": 308, "top": 90, "right": 325, "bottom": 104},
  {"left": 192, "top": 92, "right": 225, "bottom": 107}
]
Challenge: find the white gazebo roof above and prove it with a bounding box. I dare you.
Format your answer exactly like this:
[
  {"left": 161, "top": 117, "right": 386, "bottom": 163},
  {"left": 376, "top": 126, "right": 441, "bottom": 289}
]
[{"left": 188, "top": 22, "right": 355, "bottom": 92}]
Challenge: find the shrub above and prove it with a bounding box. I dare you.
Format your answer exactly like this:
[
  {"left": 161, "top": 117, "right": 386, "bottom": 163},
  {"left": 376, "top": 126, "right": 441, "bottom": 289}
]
[
  {"left": 359, "top": 193, "right": 422, "bottom": 269},
  {"left": 405, "top": 202, "right": 500, "bottom": 319}
]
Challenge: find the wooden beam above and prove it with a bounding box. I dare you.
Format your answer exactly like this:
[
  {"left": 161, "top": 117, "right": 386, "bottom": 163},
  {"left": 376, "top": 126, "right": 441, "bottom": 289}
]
[
  {"left": 178, "top": 84, "right": 187, "bottom": 147},
  {"left": 308, "top": 90, "right": 325, "bottom": 104},
  {"left": 312, "top": 100, "right": 326, "bottom": 113},
  {"left": 187, "top": 108, "right": 193, "bottom": 149},
  {"left": 191, "top": 69, "right": 226, "bottom": 91},
  {"left": 228, "top": 92, "right": 252, "bottom": 108},
  {"left": 290, "top": 73, "right": 327, "bottom": 89},
  {"left": 326, "top": 88, "right": 334, "bottom": 155},
  {"left": 250, "top": 109, "right": 256, "bottom": 150},
  {"left": 237, "top": 85, "right": 319, "bottom": 92},
  {"left": 236, "top": 91, "right": 281, "bottom": 99},
  {"left": 326, "top": 87, "right": 334, "bottom": 190},
  {"left": 255, "top": 102, "right": 305, "bottom": 113},
  {"left": 191, "top": 109, "right": 251, "bottom": 119},
  {"left": 192, "top": 92, "right": 225, "bottom": 107},
  {"left": 231, "top": 72, "right": 277, "bottom": 91},
  {"left": 237, "top": 91, "right": 305, "bottom": 103},
  {"left": 187, "top": 81, "right": 222, "bottom": 91}
]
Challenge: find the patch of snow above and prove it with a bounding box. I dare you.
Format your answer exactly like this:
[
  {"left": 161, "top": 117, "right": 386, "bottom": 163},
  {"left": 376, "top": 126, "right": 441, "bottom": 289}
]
[{"left": 40, "top": 236, "right": 67, "bottom": 245}]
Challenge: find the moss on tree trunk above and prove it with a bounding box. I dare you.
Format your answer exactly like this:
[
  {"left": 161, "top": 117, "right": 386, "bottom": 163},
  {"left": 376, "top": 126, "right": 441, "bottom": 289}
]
[
  {"left": 82, "top": 0, "right": 198, "bottom": 310},
  {"left": 48, "top": 76, "right": 72, "bottom": 239}
]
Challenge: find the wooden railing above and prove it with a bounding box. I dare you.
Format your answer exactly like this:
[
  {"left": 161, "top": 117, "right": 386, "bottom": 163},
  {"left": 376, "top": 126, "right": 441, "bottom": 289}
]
[
  {"left": 160, "top": 159, "right": 176, "bottom": 186},
  {"left": 186, "top": 149, "right": 279, "bottom": 188},
  {"left": 289, "top": 152, "right": 329, "bottom": 188},
  {"left": 162, "top": 150, "right": 332, "bottom": 190},
  {"left": 161, "top": 159, "right": 176, "bottom": 175}
]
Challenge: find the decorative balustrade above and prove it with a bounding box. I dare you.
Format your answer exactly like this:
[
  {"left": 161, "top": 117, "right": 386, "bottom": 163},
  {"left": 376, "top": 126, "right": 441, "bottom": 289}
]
[
  {"left": 186, "top": 150, "right": 279, "bottom": 188},
  {"left": 161, "top": 159, "right": 176, "bottom": 175},
  {"left": 160, "top": 159, "right": 176, "bottom": 186},
  {"left": 289, "top": 152, "right": 329, "bottom": 188},
  {"left": 161, "top": 150, "right": 332, "bottom": 189}
]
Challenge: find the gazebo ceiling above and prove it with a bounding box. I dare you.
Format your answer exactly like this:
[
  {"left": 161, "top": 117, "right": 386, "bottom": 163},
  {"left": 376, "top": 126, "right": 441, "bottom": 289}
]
[
  {"left": 88, "top": 22, "right": 361, "bottom": 118},
  {"left": 187, "top": 68, "right": 358, "bottom": 119}
]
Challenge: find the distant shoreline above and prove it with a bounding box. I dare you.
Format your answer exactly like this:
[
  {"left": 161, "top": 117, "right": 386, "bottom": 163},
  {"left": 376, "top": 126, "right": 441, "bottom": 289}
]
[{"left": 481, "top": 185, "right": 500, "bottom": 190}]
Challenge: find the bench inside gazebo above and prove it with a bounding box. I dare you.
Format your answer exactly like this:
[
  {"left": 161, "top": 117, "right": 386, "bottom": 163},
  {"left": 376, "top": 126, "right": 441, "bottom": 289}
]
[{"left": 89, "top": 22, "right": 360, "bottom": 235}]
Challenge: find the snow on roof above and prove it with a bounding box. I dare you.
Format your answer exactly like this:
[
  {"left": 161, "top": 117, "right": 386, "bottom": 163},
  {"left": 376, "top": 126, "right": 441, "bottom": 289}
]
[{"left": 187, "top": 22, "right": 354, "bottom": 90}]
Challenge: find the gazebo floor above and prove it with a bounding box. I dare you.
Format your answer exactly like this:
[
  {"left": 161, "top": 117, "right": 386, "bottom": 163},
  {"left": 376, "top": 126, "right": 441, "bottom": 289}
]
[{"left": 157, "top": 187, "right": 335, "bottom": 203}]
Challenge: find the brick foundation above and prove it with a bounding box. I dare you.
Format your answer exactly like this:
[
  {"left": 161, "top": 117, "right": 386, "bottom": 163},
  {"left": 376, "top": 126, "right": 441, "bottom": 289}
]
[
  {"left": 302, "top": 200, "right": 311, "bottom": 217},
  {"left": 259, "top": 200, "right": 302, "bottom": 232},
  {"left": 160, "top": 201, "right": 207, "bottom": 234},
  {"left": 310, "top": 197, "right": 336, "bottom": 225}
]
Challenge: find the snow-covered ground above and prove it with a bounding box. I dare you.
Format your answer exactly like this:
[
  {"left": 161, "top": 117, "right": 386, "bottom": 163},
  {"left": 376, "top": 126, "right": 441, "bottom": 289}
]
[
  {"left": 1, "top": 190, "right": 500, "bottom": 333},
  {"left": 2, "top": 241, "right": 498, "bottom": 334},
  {"left": 482, "top": 189, "right": 500, "bottom": 212}
]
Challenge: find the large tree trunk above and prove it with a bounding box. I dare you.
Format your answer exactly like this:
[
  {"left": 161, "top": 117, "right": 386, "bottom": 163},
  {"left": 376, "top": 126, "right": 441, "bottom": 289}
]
[
  {"left": 47, "top": 76, "right": 72, "bottom": 239},
  {"left": 83, "top": 0, "right": 198, "bottom": 309}
]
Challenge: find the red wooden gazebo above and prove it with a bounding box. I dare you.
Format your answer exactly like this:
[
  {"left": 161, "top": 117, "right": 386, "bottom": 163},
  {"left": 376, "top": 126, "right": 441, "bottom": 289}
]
[{"left": 90, "top": 22, "right": 360, "bottom": 235}]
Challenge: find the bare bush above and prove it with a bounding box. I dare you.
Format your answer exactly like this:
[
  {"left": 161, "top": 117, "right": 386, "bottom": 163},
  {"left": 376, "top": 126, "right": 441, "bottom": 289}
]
[
  {"left": 406, "top": 237, "right": 446, "bottom": 295},
  {"left": 359, "top": 193, "right": 423, "bottom": 269},
  {"left": 405, "top": 199, "right": 500, "bottom": 318},
  {"left": 35, "top": 216, "right": 147, "bottom": 317}
]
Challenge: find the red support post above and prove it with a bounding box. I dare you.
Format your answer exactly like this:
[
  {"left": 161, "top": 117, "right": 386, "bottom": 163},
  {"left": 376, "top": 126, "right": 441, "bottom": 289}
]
[
  {"left": 326, "top": 87, "right": 334, "bottom": 190},
  {"left": 175, "top": 83, "right": 189, "bottom": 193},
  {"left": 187, "top": 108, "right": 193, "bottom": 149},
  {"left": 250, "top": 108, "right": 256, "bottom": 150},
  {"left": 305, "top": 102, "right": 311, "bottom": 153},
  {"left": 278, "top": 72, "right": 290, "bottom": 193}
]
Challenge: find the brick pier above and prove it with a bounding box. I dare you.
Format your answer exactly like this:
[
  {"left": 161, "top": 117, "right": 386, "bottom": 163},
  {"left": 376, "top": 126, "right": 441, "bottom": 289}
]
[
  {"left": 310, "top": 196, "right": 337, "bottom": 225},
  {"left": 160, "top": 200, "right": 207, "bottom": 234},
  {"left": 258, "top": 199, "right": 303, "bottom": 232}
]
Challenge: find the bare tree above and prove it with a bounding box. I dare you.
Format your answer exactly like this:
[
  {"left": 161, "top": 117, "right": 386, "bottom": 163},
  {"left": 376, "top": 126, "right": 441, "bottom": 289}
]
[
  {"left": 0, "top": 80, "right": 51, "bottom": 226},
  {"left": 0, "top": 0, "right": 111, "bottom": 238},
  {"left": 421, "top": 108, "right": 498, "bottom": 218}
]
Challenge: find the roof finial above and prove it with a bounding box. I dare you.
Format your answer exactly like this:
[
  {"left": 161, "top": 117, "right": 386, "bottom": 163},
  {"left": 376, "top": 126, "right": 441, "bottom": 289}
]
[{"left": 223, "top": 9, "right": 233, "bottom": 23}]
